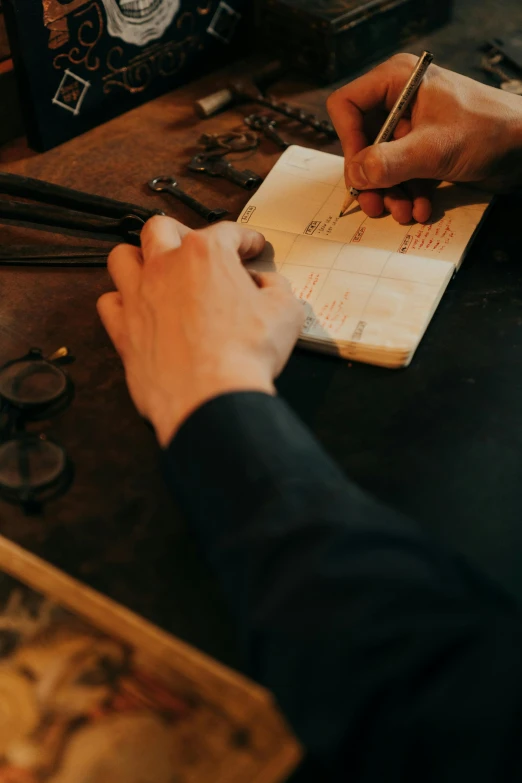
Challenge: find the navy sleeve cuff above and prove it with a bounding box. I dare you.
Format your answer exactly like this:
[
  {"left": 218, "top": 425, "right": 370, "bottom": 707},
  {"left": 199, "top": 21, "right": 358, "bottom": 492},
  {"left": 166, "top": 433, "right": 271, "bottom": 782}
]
[{"left": 164, "top": 391, "right": 347, "bottom": 528}]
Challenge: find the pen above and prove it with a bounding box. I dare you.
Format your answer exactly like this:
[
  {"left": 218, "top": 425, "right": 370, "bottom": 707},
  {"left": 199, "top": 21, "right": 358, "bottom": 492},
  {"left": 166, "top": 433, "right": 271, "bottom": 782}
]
[{"left": 339, "top": 50, "right": 435, "bottom": 218}]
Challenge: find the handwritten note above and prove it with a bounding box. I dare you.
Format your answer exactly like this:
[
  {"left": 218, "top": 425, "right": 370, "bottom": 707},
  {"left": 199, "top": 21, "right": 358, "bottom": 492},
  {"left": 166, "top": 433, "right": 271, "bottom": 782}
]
[{"left": 239, "top": 147, "right": 491, "bottom": 367}]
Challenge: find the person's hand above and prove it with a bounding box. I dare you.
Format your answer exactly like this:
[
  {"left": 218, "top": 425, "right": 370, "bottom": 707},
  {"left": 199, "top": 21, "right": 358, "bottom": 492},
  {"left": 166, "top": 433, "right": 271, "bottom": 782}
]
[
  {"left": 97, "top": 217, "right": 304, "bottom": 447},
  {"left": 327, "top": 53, "right": 522, "bottom": 224}
]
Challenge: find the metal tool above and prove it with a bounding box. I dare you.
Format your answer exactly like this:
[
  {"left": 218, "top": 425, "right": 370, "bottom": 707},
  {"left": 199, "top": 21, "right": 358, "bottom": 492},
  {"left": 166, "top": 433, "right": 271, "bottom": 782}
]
[
  {"left": 482, "top": 34, "right": 522, "bottom": 72},
  {"left": 198, "top": 131, "right": 260, "bottom": 156},
  {"left": 263, "top": 97, "right": 336, "bottom": 137},
  {"left": 245, "top": 114, "right": 289, "bottom": 149},
  {"left": 188, "top": 155, "right": 263, "bottom": 191},
  {"left": 195, "top": 82, "right": 337, "bottom": 139},
  {"left": 481, "top": 53, "right": 522, "bottom": 95},
  {"left": 0, "top": 245, "right": 110, "bottom": 266},
  {"left": 0, "top": 200, "right": 146, "bottom": 242},
  {"left": 194, "top": 60, "right": 287, "bottom": 117},
  {"left": 148, "top": 176, "right": 228, "bottom": 223},
  {"left": 0, "top": 172, "right": 162, "bottom": 247},
  {"left": 500, "top": 78, "right": 522, "bottom": 95}
]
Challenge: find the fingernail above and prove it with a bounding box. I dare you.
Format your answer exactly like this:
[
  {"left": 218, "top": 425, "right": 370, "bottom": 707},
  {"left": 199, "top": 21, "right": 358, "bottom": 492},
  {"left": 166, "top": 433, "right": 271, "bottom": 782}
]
[{"left": 348, "top": 162, "right": 369, "bottom": 189}]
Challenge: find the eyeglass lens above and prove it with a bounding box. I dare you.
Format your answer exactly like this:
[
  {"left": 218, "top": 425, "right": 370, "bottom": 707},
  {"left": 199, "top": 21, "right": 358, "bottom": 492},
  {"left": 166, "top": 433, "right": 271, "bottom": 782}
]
[
  {"left": 0, "top": 438, "right": 67, "bottom": 492},
  {"left": 0, "top": 361, "right": 67, "bottom": 407}
]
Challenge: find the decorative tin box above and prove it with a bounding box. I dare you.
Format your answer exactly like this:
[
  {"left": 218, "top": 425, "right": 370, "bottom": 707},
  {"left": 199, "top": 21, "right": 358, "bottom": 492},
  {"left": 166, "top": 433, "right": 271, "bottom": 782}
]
[{"left": 3, "top": 0, "right": 252, "bottom": 151}]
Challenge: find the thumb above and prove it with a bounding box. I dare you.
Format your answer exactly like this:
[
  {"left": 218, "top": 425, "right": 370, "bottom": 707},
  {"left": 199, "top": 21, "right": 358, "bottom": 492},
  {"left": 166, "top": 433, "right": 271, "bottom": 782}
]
[
  {"left": 347, "top": 129, "right": 449, "bottom": 190},
  {"left": 202, "top": 222, "right": 266, "bottom": 261}
]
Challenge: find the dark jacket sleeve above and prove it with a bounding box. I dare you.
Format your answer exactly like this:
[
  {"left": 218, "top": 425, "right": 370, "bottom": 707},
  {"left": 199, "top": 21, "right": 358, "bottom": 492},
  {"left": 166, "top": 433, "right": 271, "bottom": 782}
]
[{"left": 165, "top": 391, "right": 522, "bottom": 782}]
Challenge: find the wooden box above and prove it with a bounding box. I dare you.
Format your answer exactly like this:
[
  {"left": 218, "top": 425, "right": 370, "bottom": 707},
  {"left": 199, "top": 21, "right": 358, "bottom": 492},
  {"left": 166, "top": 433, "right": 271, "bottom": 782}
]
[{"left": 255, "top": 0, "right": 453, "bottom": 83}]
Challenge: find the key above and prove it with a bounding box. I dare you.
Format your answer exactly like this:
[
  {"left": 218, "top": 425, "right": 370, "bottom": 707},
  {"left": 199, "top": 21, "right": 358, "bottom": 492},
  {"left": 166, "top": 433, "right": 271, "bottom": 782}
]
[
  {"left": 198, "top": 131, "right": 259, "bottom": 155},
  {"left": 188, "top": 155, "right": 263, "bottom": 191},
  {"left": 481, "top": 54, "right": 522, "bottom": 93},
  {"left": 481, "top": 53, "right": 512, "bottom": 83},
  {"left": 148, "top": 176, "right": 228, "bottom": 223},
  {"left": 245, "top": 114, "right": 289, "bottom": 149},
  {"left": 500, "top": 79, "right": 522, "bottom": 95},
  {"left": 487, "top": 36, "right": 522, "bottom": 72},
  {"left": 263, "top": 120, "right": 290, "bottom": 149}
]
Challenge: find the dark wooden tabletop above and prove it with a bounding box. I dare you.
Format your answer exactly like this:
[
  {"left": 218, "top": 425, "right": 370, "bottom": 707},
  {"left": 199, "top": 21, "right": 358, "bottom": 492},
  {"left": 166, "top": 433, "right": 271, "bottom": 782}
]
[{"left": 1, "top": 0, "right": 522, "bottom": 669}]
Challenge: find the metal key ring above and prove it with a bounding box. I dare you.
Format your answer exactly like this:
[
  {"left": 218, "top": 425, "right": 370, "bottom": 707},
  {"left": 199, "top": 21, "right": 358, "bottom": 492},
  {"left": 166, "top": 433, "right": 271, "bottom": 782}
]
[{"left": 148, "top": 176, "right": 176, "bottom": 193}]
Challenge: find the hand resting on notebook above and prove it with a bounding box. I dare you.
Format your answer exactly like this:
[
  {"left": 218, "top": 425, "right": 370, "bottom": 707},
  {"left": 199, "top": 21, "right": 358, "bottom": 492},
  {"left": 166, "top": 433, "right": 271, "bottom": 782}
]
[
  {"left": 327, "top": 54, "right": 522, "bottom": 225},
  {"left": 97, "top": 217, "right": 304, "bottom": 446}
]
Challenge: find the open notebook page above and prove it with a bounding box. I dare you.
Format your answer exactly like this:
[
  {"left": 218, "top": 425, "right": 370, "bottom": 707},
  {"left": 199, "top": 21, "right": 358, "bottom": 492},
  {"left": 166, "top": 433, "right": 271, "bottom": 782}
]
[{"left": 238, "top": 146, "right": 491, "bottom": 363}]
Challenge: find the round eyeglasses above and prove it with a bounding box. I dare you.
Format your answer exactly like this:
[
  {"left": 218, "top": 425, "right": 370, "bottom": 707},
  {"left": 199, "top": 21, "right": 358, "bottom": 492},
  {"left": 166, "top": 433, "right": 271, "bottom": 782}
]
[{"left": 0, "top": 348, "right": 74, "bottom": 512}]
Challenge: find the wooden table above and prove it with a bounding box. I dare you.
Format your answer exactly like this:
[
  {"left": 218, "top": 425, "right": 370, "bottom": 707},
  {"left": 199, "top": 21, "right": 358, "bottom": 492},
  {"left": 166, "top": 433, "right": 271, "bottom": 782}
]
[{"left": 1, "top": 0, "right": 522, "bottom": 669}]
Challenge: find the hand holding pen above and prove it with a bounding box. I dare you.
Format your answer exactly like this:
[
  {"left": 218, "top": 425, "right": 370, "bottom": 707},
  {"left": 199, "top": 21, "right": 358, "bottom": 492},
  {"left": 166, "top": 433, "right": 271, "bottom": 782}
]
[
  {"left": 338, "top": 51, "right": 433, "bottom": 219},
  {"left": 327, "top": 52, "right": 522, "bottom": 224}
]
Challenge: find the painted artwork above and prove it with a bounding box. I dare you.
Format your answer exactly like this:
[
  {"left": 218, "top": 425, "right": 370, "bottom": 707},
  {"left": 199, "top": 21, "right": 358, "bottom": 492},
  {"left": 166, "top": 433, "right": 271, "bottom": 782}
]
[
  {"left": 0, "top": 539, "right": 300, "bottom": 783},
  {"left": 0, "top": 580, "right": 256, "bottom": 782},
  {"left": 96, "top": 0, "right": 181, "bottom": 46},
  {"left": 42, "top": 0, "right": 182, "bottom": 49},
  {"left": 3, "top": 0, "right": 250, "bottom": 150}
]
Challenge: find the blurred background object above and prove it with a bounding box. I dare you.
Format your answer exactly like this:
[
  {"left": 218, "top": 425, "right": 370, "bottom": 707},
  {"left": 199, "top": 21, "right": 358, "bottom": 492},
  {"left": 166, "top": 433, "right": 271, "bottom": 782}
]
[
  {"left": 0, "top": 0, "right": 460, "bottom": 153},
  {"left": 2, "top": 0, "right": 254, "bottom": 151},
  {"left": 254, "top": 0, "right": 454, "bottom": 83}
]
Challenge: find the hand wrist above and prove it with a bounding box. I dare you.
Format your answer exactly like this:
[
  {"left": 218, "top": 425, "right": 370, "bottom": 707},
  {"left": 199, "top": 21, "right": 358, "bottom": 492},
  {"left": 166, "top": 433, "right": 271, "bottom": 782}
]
[
  {"left": 152, "top": 369, "right": 276, "bottom": 447},
  {"left": 506, "top": 93, "right": 522, "bottom": 136}
]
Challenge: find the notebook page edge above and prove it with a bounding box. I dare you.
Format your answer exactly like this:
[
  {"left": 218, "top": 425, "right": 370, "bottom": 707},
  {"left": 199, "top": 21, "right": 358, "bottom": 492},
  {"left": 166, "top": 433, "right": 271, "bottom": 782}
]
[{"left": 298, "top": 257, "right": 455, "bottom": 362}]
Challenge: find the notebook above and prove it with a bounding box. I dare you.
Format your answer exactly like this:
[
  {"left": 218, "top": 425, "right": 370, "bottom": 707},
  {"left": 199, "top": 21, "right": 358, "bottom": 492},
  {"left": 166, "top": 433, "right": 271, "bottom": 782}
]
[{"left": 238, "top": 146, "right": 491, "bottom": 368}]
